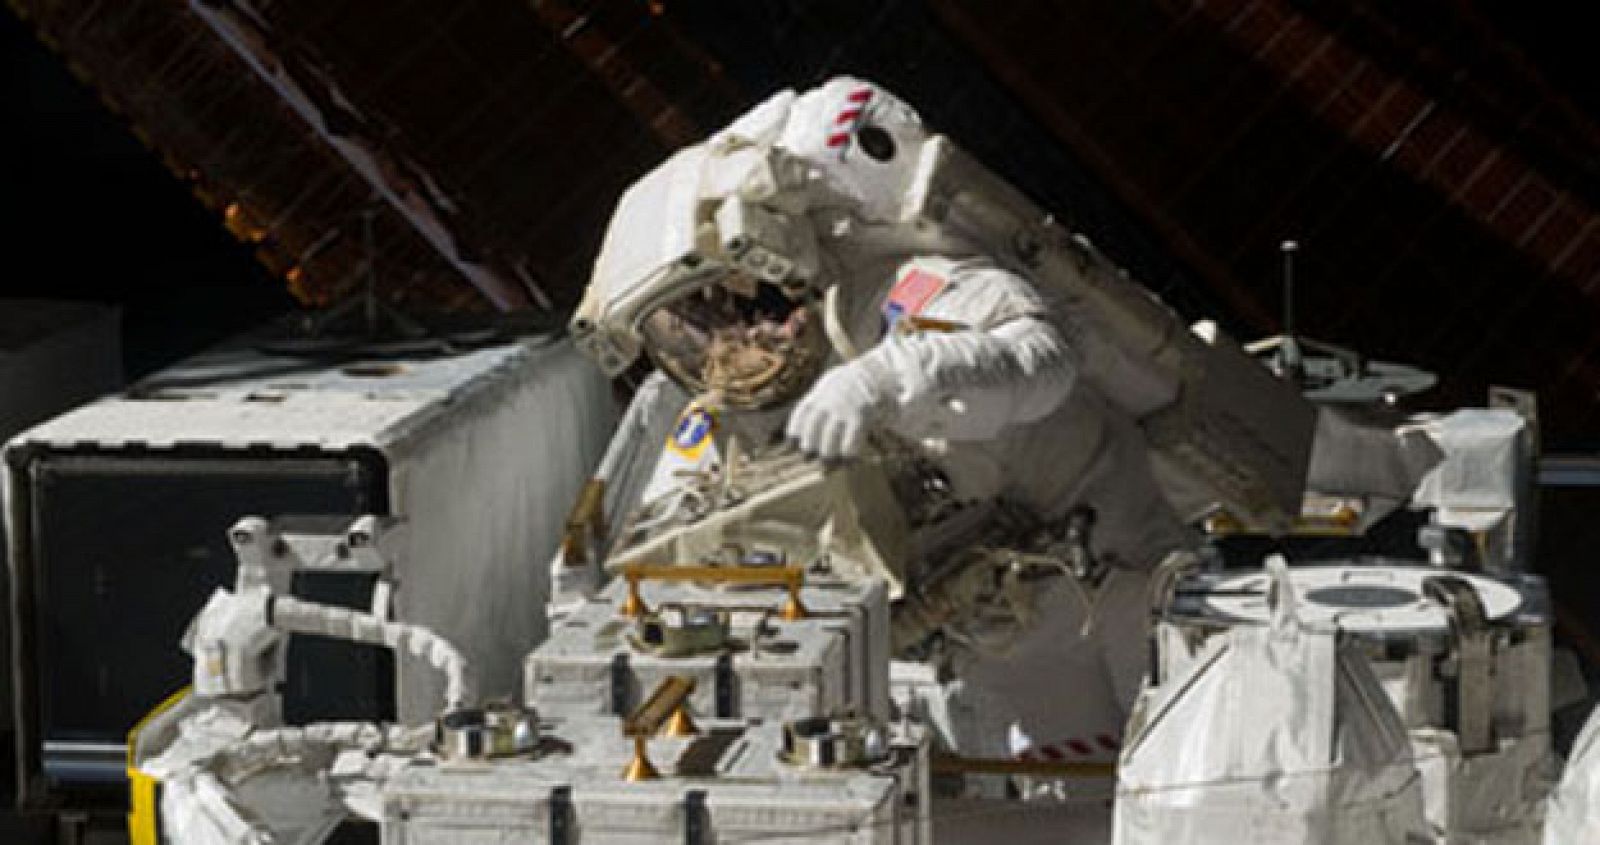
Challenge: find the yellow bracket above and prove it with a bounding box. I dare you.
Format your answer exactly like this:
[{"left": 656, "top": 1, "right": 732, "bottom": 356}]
[
  {"left": 126, "top": 685, "right": 193, "bottom": 845},
  {"left": 619, "top": 563, "right": 809, "bottom": 621},
  {"left": 621, "top": 675, "right": 699, "bottom": 782}
]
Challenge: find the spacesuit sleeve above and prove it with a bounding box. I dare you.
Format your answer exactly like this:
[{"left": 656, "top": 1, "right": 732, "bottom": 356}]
[
  {"left": 870, "top": 260, "right": 1077, "bottom": 442},
  {"left": 862, "top": 313, "right": 1078, "bottom": 442},
  {"left": 788, "top": 260, "right": 1079, "bottom": 458}
]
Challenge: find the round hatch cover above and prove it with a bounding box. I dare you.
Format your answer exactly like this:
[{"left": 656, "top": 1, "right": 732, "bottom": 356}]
[{"left": 1195, "top": 564, "right": 1524, "bottom": 636}]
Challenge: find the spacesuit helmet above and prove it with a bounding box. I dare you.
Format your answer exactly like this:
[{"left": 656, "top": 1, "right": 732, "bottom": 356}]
[
  {"left": 571, "top": 77, "right": 927, "bottom": 407},
  {"left": 571, "top": 132, "right": 831, "bottom": 410},
  {"left": 639, "top": 268, "right": 829, "bottom": 411},
  {"left": 774, "top": 76, "right": 927, "bottom": 224}
]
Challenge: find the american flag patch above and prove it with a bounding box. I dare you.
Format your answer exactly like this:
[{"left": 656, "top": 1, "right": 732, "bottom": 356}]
[{"left": 884, "top": 268, "right": 948, "bottom": 328}]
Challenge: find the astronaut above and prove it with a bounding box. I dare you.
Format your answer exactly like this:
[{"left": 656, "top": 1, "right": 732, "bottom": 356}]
[{"left": 559, "top": 77, "right": 1201, "bottom": 767}]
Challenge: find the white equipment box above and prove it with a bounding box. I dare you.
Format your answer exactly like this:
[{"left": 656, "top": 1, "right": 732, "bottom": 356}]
[
  {"left": 5, "top": 332, "right": 612, "bottom": 801},
  {"left": 381, "top": 716, "right": 929, "bottom": 844},
  {"left": 527, "top": 575, "right": 890, "bottom": 723}
]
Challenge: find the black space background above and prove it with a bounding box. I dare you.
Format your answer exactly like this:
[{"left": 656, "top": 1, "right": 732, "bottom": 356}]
[
  {"left": 1, "top": 10, "right": 294, "bottom": 381},
  {"left": 6, "top": 4, "right": 1600, "bottom": 382}
]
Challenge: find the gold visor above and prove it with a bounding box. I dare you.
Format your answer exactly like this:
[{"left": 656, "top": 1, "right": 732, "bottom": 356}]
[{"left": 640, "top": 273, "right": 826, "bottom": 410}]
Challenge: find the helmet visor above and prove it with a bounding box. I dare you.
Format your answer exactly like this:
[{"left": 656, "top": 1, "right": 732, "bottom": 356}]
[{"left": 640, "top": 273, "right": 825, "bottom": 410}]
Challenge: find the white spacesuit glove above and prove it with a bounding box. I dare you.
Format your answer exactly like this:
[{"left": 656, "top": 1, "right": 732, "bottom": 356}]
[
  {"left": 786, "top": 357, "right": 894, "bottom": 461},
  {"left": 787, "top": 315, "right": 1077, "bottom": 461}
]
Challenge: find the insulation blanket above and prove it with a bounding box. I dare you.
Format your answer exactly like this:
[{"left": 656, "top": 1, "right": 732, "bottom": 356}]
[
  {"left": 1544, "top": 705, "right": 1600, "bottom": 844},
  {"left": 1113, "top": 559, "right": 1431, "bottom": 844}
]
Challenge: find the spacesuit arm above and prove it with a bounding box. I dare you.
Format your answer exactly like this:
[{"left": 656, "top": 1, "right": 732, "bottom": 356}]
[{"left": 787, "top": 313, "right": 1078, "bottom": 460}]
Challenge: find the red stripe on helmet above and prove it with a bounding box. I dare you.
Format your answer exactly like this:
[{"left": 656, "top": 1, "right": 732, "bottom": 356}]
[
  {"left": 826, "top": 131, "right": 850, "bottom": 147},
  {"left": 834, "top": 107, "right": 863, "bottom": 125},
  {"left": 847, "top": 87, "right": 872, "bottom": 103}
]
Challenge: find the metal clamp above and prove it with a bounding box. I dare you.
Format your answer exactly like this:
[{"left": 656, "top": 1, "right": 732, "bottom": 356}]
[
  {"left": 436, "top": 703, "right": 540, "bottom": 761},
  {"left": 1145, "top": 550, "right": 1203, "bottom": 687},
  {"left": 630, "top": 604, "right": 731, "bottom": 657},
  {"left": 779, "top": 716, "right": 886, "bottom": 769},
  {"left": 1422, "top": 574, "right": 1494, "bottom": 755}
]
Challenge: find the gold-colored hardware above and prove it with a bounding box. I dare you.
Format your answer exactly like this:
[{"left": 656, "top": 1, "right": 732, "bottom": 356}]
[
  {"left": 626, "top": 675, "right": 697, "bottom": 736},
  {"left": 127, "top": 686, "right": 193, "bottom": 844},
  {"left": 618, "top": 563, "right": 809, "bottom": 621},
  {"left": 897, "top": 315, "right": 968, "bottom": 334},
  {"left": 621, "top": 579, "right": 647, "bottom": 617},
  {"left": 663, "top": 706, "right": 699, "bottom": 738},
  {"left": 621, "top": 675, "right": 698, "bottom": 781},
  {"left": 1292, "top": 503, "right": 1360, "bottom": 535},
  {"left": 559, "top": 478, "right": 608, "bottom": 565},
  {"left": 1203, "top": 502, "right": 1361, "bottom": 538},
  {"left": 1202, "top": 510, "right": 1241, "bottom": 536},
  {"left": 622, "top": 736, "right": 660, "bottom": 782},
  {"left": 780, "top": 590, "right": 808, "bottom": 622}
]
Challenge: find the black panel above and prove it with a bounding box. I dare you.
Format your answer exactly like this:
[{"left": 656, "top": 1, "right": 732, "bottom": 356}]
[
  {"left": 284, "top": 571, "right": 396, "bottom": 724},
  {"left": 1536, "top": 478, "right": 1600, "bottom": 753},
  {"left": 1213, "top": 508, "right": 1430, "bottom": 568},
  {"left": 325, "top": 819, "right": 380, "bottom": 845}
]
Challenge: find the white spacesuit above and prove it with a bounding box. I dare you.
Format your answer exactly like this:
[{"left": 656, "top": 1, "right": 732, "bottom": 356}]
[
  {"left": 558, "top": 77, "right": 1198, "bottom": 767},
  {"left": 791, "top": 249, "right": 1193, "bottom": 761}
]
